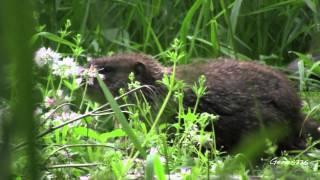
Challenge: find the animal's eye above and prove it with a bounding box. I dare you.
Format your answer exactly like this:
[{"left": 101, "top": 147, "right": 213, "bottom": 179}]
[{"left": 99, "top": 66, "right": 114, "bottom": 74}]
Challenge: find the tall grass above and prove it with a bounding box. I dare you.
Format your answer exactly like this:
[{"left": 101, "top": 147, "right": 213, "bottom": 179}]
[{"left": 35, "top": 0, "right": 318, "bottom": 64}]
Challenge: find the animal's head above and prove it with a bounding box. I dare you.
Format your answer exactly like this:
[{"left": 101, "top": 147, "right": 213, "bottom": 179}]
[{"left": 87, "top": 53, "right": 164, "bottom": 98}]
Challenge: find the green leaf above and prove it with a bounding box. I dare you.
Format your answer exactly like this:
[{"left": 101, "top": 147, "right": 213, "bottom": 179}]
[
  {"left": 309, "top": 61, "right": 320, "bottom": 75},
  {"left": 63, "top": 80, "right": 74, "bottom": 91},
  {"left": 99, "top": 129, "right": 127, "bottom": 142},
  {"left": 32, "top": 32, "right": 77, "bottom": 48},
  {"left": 73, "top": 127, "right": 100, "bottom": 140}
]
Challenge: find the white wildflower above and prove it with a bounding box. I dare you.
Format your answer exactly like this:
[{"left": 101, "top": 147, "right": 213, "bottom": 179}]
[
  {"left": 34, "top": 107, "right": 43, "bottom": 116},
  {"left": 56, "top": 89, "right": 63, "bottom": 97},
  {"left": 99, "top": 74, "right": 105, "bottom": 79},
  {"left": 86, "top": 56, "right": 93, "bottom": 62},
  {"left": 52, "top": 57, "right": 82, "bottom": 78},
  {"left": 79, "top": 176, "right": 90, "bottom": 180},
  {"left": 87, "top": 78, "right": 94, "bottom": 85},
  {"left": 54, "top": 111, "right": 80, "bottom": 126},
  {"left": 189, "top": 124, "right": 199, "bottom": 137},
  {"left": 84, "top": 65, "right": 99, "bottom": 78},
  {"left": 41, "top": 109, "right": 55, "bottom": 120},
  {"left": 64, "top": 95, "right": 72, "bottom": 101},
  {"left": 44, "top": 96, "right": 55, "bottom": 108},
  {"left": 81, "top": 65, "right": 104, "bottom": 85},
  {"left": 34, "top": 47, "right": 61, "bottom": 67},
  {"left": 75, "top": 77, "right": 83, "bottom": 86},
  {"left": 180, "top": 166, "right": 191, "bottom": 175}
]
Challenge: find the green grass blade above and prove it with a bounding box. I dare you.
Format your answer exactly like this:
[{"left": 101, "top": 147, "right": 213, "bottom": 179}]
[
  {"left": 32, "top": 32, "right": 77, "bottom": 48},
  {"left": 304, "top": 0, "right": 317, "bottom": 13},
  {"left": 145, "top": 153, "right": 166, "bottom": 180},
  {"left": 220, "top": 0, "right": 237, "bottom": 58},
  {"left": 153, "top": 155, "right": 166, "bottom": 180},
  {"left": 242, "top": 0, "right": 298, "bottom": 15},
  {"left": 96, "top": 75, "right": 146, "bottom": 157},
  {"left": 210, "top": 18, "right": 220, "bottom": 56},
  {"left": 230, "top": 0, "right": 243, "bottom": 32},
  {"left": 179, "top": 0, "right": 203, "bottom": 62},
  {"left": 145, "top": 154, "right": 155, "bottom": 180},
  {"left": 179, "top": 0, "right": 202, "bottom": 40}
]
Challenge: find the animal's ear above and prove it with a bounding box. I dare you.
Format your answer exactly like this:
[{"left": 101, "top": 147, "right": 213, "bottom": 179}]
[{"left": 134, "top": 62, "right": 146, "bottom": 76}]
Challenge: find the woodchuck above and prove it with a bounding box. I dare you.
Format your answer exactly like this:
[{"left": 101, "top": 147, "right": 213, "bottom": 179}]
[{"left": 87, "top": 53, "right": 320, "bottom": 152}]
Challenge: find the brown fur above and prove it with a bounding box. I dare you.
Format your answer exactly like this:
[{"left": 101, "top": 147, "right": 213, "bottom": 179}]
[{"left": 88, "top": 53, "right": 319, "bottom": 151}]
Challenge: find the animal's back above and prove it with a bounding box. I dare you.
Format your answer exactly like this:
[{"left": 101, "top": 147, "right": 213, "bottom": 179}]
[{"left": 176, "top": 59, "right": 305, "bottom": 151}]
